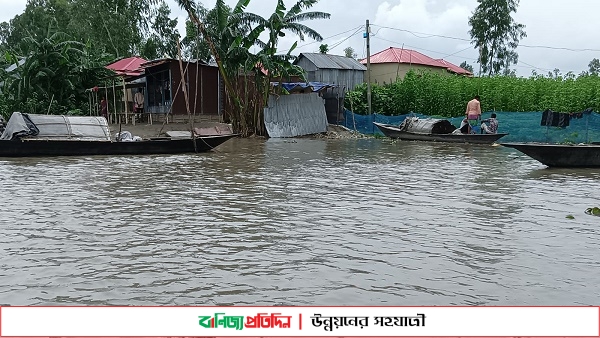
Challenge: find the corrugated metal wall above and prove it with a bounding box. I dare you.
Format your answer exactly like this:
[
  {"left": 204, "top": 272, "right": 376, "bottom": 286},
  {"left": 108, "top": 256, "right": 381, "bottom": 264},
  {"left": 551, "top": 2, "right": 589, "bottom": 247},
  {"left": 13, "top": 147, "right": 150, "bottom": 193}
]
[
  {"left": 296, "top": 57, "right": 318, "bottom": 73},
  {"left": 297, "top": 57, "right": 365, "bottom": 91},
  {"left": 264, "top": 93, "right": 328, "bottom": 138},
  {"left": 305, "top": 69, "right": 364, "bottom": 92}
]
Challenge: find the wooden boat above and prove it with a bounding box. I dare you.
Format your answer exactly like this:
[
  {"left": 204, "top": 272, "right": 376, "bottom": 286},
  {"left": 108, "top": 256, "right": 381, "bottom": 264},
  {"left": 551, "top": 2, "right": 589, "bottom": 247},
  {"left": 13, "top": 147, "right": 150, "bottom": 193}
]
[
  {"left": 0, "top": 135, "right": 237, "bottom": 157},
  {"left": 501, "top": 142, "right": 600, "bottom": 168},
  {"left": 0, "top": 112, "right": 236, "bottom": 157},
  {"left": 374, "top": 119, "right": 508, "bottom": 144}
]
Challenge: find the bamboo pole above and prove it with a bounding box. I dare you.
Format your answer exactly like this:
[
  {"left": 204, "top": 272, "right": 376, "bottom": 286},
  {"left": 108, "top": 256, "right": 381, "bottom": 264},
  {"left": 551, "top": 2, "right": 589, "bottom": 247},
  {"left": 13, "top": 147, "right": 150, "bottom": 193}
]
[
  {"left": 193, "top": 54, "right": 199, "bottom": 123},
  {"left": 112, "top": 80, "right": 118, "bottom": 125},
  {"left": 200, "top": 66, "right": 204, "bottom": 117},
  {"left": 177, "top": 39, "right": 197, "bottom": 152},
  {"left": 118, "top": 80, "right": 123, "bottom": 141},
  {"left": 122, "top": 77, "right": 129, "bottom": 125},
  {"left": 47, "top": 94, "right": 54, "bottom": 115},
  {"left": 104, "top": 87, "right": 109, "bottom": 123}
]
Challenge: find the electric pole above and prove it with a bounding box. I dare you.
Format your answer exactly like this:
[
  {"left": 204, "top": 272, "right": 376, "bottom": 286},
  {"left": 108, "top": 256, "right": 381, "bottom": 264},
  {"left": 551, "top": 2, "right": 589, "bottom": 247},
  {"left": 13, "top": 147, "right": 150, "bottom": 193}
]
[{"left": 365, "top": 20, "right": 373, "bottom": 130}]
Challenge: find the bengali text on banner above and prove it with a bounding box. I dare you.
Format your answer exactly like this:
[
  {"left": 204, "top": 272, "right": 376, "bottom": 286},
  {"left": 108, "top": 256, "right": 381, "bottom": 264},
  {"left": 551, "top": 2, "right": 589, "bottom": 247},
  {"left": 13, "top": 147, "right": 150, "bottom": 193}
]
[{"left": 0, "top": 306, "right": 599, "bottom": 337}]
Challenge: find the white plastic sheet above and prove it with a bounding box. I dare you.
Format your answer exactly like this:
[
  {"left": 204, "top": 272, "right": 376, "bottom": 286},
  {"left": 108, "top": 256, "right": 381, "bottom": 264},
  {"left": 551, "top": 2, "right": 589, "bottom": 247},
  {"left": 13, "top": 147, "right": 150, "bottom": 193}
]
[{"left": 0, "top": 112, "right": 111, "bottom": 141}]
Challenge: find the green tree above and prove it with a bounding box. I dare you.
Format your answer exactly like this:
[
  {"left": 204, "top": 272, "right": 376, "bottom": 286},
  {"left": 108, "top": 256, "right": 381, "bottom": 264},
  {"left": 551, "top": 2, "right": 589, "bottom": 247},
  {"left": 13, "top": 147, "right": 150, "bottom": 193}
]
[
  {"left": 459, "top": 61, "right": 474, "bottom": 73},
  {"left": 180, "top": 1, "right": 249, "bottom": 64},
  {"left": 181, "top": 3, "right": 210, "bottom": 61},
  {"left": 1, "top": 0, "right": 169, "bottom": 60},
  {"left": 589, "top": 58, "right": 600, "bottom": 76},
  {"left": 1, "top": 0, "right": 71, "bottom": 51},
  {"left": 319, "top": 44, "right": 328, "bottom": 54},
  {"left": 344, "top": 46, "right": 357, "bottom": 59},
  {"left": 468, "top": 0, "right": 526, "bottom": 76},
  {"left": 141, "top": 2, "right": 180, "bottom": 59},
  {"left": 67, "top": 0, "right": 155, "bottom": 58},
  {"left": 0, "top": 0, "right": 186, "bottom": 118}
]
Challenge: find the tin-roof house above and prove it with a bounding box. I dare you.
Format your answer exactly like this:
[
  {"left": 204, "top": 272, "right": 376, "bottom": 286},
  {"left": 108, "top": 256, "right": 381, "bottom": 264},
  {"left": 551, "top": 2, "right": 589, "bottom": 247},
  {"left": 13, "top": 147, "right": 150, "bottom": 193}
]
[
  {"left": 90, "top": 57, "right": 223, "bottom": 124},
  {"left": 361, "top": 47, "right": 473, "bottom": 84},
  {"left": 294, "top": 53, "right": 366, "bottom": 91}
]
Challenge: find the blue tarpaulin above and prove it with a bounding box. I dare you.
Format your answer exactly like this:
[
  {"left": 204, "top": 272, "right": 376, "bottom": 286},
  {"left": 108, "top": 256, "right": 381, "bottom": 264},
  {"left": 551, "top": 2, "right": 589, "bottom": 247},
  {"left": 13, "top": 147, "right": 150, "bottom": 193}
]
[{"left": 271, "top": 82, "right": 337, "bottom": 93}]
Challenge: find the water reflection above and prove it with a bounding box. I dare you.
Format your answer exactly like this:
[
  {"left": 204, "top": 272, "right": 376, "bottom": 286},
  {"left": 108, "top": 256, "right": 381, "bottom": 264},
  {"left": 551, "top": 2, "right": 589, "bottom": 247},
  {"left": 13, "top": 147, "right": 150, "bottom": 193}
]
[
  {"left": 526, "top": 167, "right": 600, "bottom": 181},
  {"left": 0, "top": 138, "right": 599, "bottom": 306}
]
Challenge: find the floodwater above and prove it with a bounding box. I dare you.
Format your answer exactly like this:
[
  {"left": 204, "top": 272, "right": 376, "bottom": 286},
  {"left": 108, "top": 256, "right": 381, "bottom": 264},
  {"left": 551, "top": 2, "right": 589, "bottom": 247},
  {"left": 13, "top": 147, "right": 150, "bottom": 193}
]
[{"left": 0, "top": 138, "right": 599, "bottom": 306}]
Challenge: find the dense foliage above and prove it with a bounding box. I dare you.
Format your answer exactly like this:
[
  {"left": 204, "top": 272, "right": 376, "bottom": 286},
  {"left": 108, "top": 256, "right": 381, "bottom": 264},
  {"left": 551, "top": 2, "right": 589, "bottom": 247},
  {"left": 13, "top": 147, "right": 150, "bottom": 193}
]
[
  {"left": 0, "top": 0, "right": 179, "bottom": 118},
  {"left": 0, "top": 0, "right": 176, "bottom": 59},
  {"left": 345, "top": 70, "right": 600, "bottom": 117}
]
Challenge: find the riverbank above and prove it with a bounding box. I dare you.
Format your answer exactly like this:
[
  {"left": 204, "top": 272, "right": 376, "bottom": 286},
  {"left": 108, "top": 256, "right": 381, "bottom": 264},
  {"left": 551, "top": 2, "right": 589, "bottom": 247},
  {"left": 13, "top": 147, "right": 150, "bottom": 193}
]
[{"left": 109, "top": 122, "right": 367, "bottom": 140}]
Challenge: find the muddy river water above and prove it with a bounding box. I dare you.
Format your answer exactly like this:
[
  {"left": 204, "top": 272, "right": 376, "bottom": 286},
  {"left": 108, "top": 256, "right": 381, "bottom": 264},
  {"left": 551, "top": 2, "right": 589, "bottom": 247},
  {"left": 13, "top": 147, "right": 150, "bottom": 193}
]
[{"left": 1, "top": 138, "right": 598, "bottom": 305}]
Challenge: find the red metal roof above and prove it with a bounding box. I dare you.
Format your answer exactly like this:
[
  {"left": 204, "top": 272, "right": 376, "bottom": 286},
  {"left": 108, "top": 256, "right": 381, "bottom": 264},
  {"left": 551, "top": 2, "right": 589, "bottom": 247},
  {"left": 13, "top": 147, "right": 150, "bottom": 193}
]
[
  {"left": 362, "top": 47, "right": 442, "bottom": 67},
  {"left": 361, "top": 47, "right": 472, "bottom": 75},
  {"left": 106, "top": 56, "right": 148, "bottom": 77},
  {"left": 436, "top": 59, "right": 473, "bottom": 76}
]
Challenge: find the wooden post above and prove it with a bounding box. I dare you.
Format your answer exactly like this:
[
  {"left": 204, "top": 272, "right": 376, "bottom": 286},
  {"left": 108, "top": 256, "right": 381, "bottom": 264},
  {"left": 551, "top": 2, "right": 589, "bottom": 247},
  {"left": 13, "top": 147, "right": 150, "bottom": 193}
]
[
  {"left": 200, "top": 66, "right": 204, "bottom": 117},
  {"left": 122, "top": 78, "right": 129, "bottom": 125},
  {"left": 177, "top": 39, "right": 196, "bottom": 152},
  {"left": 193, "top": 56, "right": 199, "bottom": 124},
  {"left": 112, "top": 80, "right": 118, "bottom": 125},
  {"left": 104, "top": 87, "right": 109, "bottom": 123}
]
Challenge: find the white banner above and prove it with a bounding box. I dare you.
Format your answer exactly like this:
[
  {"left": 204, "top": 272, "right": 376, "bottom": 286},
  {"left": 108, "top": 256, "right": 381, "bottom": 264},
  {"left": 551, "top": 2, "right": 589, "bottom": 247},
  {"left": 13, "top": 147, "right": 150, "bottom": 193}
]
[{"left": 0, "top": 306, "right": 598, "bottom": 337}]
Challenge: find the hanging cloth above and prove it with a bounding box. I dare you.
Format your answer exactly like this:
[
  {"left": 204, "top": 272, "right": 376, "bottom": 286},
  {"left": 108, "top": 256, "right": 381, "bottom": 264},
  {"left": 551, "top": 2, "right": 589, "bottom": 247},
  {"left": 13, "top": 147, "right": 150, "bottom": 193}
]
[{"left": 541, "top": 109, "right": 570, "bottom": 127}]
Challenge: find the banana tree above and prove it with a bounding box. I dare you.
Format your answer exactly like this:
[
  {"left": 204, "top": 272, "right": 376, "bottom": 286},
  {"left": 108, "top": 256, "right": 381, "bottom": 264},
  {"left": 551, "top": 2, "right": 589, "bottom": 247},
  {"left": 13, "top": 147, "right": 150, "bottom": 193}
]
[
  {"left": 3, "top": 21, "right": 112, "bottom": 114},
  {"left": 175, "top": 0, "right": 329, "bottom": 136}
]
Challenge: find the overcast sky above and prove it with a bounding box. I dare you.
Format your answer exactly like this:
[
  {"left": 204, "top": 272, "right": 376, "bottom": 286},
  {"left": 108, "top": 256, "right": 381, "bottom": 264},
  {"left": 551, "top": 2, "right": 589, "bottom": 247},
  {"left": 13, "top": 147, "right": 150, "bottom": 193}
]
[{"left": 1, "top": 0, "right": 599, "bottom": 77}]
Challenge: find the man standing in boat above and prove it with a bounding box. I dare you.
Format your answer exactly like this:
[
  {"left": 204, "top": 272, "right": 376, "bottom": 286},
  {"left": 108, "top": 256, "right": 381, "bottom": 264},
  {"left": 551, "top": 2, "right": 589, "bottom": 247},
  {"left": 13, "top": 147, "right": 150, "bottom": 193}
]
[{"left": 465, "top": 95, "right": 482, "bottom": 131}]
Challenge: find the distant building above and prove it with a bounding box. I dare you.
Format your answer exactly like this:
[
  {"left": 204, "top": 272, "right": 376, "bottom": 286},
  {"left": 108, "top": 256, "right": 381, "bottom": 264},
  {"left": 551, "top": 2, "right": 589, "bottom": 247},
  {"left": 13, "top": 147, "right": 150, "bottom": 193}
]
[
  {"left": 294, "top": 53, "right": 366, "bottom": 91},
  {"left": 361, "top": 47, "right": 473, "bottom": 84}
]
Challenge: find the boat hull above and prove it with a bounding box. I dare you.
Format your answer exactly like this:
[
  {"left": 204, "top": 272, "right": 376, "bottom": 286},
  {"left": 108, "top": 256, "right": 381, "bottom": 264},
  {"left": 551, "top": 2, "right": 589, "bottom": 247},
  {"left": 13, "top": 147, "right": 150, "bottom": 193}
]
[
  {"left": 0, "top": 135, "right": 237, "bottom": 157},
  {"left": 374, "top": 122, "right": 507, "bottom": 144},
  {"left": 501, "top": 142, "right": 600, "bottom": 168}
]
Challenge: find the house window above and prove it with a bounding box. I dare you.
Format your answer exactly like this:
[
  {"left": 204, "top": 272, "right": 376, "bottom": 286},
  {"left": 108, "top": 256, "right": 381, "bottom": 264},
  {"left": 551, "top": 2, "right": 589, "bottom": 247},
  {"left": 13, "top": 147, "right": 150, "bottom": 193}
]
[{"left": 146, "top": 69, "right": 172, "bottom": 114}]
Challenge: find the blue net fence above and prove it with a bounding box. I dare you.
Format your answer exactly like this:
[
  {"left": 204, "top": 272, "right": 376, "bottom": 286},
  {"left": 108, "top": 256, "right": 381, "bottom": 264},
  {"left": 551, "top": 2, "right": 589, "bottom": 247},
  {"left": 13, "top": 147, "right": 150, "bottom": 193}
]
[{"left": 340, "top": 110, "right": 600, "bottom": 144}]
